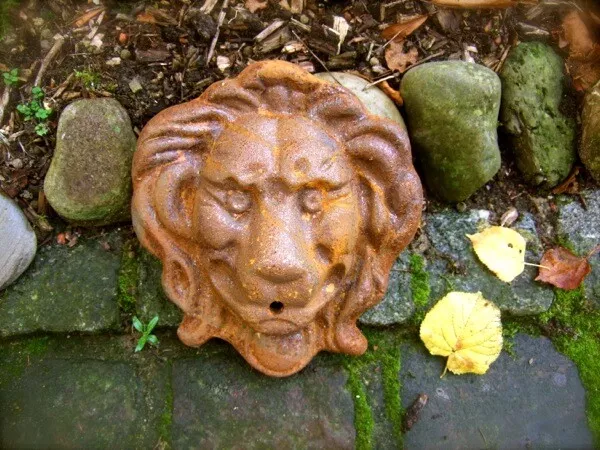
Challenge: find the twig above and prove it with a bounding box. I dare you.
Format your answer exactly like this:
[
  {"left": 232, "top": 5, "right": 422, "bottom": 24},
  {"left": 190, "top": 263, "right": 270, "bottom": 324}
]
[
  {"left": 408, "top": 51, "right": 445, "bottom": 70},
  {"left": 34, "top": 35, "right": 66, "bottom": 87},
  {"left": 362, "top": 74, "right": 396, "bottom": 91},
  {"left": 206, "top": 0, "right": 229, "bottom": 66},
  {"left": 290, "top": 30, "right": 342, "bottom": 86},
  {"left": 0, "top": 86, "right": 11, "bottom": 127}
]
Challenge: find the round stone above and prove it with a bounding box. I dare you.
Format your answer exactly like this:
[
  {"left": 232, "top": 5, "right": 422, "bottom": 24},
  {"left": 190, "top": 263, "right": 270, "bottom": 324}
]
[
  {"left": 500, "top": 42, "right": 576, "bottom": 188},
  {"left": 0, "top": 192, "right": 37, "bottom": 290},
  {"left": 400, "top": 61, "right": 501, "bottom": 202},
  {"left": 313, "top": 71, "right": 406, "bottom": 130},
  {"left": 44, "top": 98, "right": 137, "bottom": 226},
  {"left": 581, "top": 80, "right": 600, "bottom": 183}
]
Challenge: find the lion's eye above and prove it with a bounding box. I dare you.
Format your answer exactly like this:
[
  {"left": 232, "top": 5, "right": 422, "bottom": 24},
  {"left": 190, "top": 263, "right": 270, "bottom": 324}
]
[
  {"left": 300, "top": 188, "right": 323, "bottom": 213},
  {"left": 226, "top": 190, "right": 252, "bottom": 214}
]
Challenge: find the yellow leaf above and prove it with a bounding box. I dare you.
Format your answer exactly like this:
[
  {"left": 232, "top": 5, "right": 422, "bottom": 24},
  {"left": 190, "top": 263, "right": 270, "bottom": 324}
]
[
  {"left": 467, "top": 226, "right": 526, "bottom": 282},
  {"left": 420, "top": 291, "right": 503, "bottom": 376}
]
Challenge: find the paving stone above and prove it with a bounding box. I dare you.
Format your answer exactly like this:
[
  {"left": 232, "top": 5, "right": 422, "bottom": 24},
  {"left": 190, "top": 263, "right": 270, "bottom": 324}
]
[
  {"left": 360, "top": 252, "right": 414, "bottom": 326},
  {"left": 137, "top": 249, "right": 183, "bottom": 327},
  {"left": 0, "top": 231, "right": 123, "bottom": 336},
  {"left": 172, "top": 346, "right": 355, "bottom": 449},
  {"left": 0, "top": 335, "right": 170, "bottom": 449},
  {"left": 401, "top": 334, "right": 593, "bottom": 448},
  {"left": 424, "top": 209, "right": 553, "bottom": 315},
  {"left": 557, "top": 189, "right": 600, "bottom": 304}
]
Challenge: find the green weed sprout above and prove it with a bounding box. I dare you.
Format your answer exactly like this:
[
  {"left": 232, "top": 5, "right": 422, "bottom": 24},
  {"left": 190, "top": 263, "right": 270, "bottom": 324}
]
[
  {"left": 3, "top": 68, "right": 18, "bottom": 86},
  {"left": 133, "top": 315, "right": 159, "bottom": 352},
  {"left": 16, "top": 87, "right": 53, "bottom": 136}
]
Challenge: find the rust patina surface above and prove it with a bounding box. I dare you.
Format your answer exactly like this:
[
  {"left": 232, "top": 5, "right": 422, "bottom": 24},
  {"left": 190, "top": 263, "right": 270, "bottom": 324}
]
[{"left": 132, "top": 61, "right": 423, "bottom": 377}]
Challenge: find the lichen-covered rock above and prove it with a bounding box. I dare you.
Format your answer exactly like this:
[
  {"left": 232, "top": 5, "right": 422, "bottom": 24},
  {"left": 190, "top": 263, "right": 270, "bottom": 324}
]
[
  {"left": 557, "top": 190, "right": 600, "bottom": 304},
  {"left": 500, "top": 42, "right": 576, "bottom": 188},
  {"left": 314, "top": 71, "right": 406, "bottom": 130},
  {"left": 359, "top": 252, "right": 414, "bottom": 326},
  {"left": 424, "top": 209, "right": 553, "bottom": 315},
  {"left": 0, "top": 192, "right": 36, "bottom": 290},
  {"left": 44, "top": 98, "right": 136, "bottom": 226},
  {"left": 581, "top": 81, "right": 600, "bottom": 182},
  {"left": 400, "top": 61, "right": 501, "bottom": 202},
  {"left": 0, "top": 232, "right": 122, "bottom": 336}
]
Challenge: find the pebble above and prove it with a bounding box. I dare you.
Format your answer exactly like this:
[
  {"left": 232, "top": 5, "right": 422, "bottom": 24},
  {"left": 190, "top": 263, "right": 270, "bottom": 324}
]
[
  {"left": 0, "top": 192, "right": 37, "bottom": 290},
  {"left": 500, "top": 42, "right": 576, "bottom": 188},
  {"left": 313, "top": 71, "right": 406, "bottom": 130},
  {"left": 120, "top": 49, "right": 132, "bottom": 60},
  {"left": 580, "top": 80, "right": 600, "bottom": 183},
  {"left": 44, "top": 98, "right": 137, "bottom": 226},
  {"left": 129, "top": 77, "right": 143, "bottom": 93},
  {"left": 400, "top": 61, "right": 501, "bottom": 202}
]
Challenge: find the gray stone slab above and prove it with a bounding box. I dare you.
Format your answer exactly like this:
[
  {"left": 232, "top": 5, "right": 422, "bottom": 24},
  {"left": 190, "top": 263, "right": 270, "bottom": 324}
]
[
  {"left": 0, "top": 231, "right": 123, "bottom": 336},
  {"left": 137, "top": 249, "right": 183, "bottom": 327},
  {"left": 557, "top": 190, "right": 600, "bottom": 304},
  {"left": 360, "top": 252, "right": 414, "bottom": 326},
  {"left": 172, "top": 347, "right": 355, "bottom": 449},
  {"left": 401, "top": 334, "right": 593, "bottom": 449},
  {"left": 425, "top": 209, "right": 554, "bottom": 315},
  {"left": 1, "top": 360, "right": 140, "bottom": 449}
]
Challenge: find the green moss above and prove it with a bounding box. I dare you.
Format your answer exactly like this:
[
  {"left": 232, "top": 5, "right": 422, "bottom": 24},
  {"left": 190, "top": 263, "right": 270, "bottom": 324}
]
[
  {"left": 0, "top": 336, "right": 49, "bottom": 386},
  {"left": 158, "top": 362, "right": 174, "bottom": 448},
  {"left": 345, "top": 361, "right": 374, "bottom": 450},
  {"left": 118, "top": 239, "right": 140, "bottom": 314},
  {"left": 409, "top": 253, "right": 431, "bottom": 324}
]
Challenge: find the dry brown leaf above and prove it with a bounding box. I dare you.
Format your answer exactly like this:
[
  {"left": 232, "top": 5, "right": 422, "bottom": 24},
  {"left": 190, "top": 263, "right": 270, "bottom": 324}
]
[
  {"left": 245, "top": 0, "right": 268, "bottom": 13},
  {"left": 560, "top": 10, "right": 600, "bottom": 91},
  {"left": 385, "top": 41, "right": 419, "bottom": 73},
  {"left": 379, "top": 80, "right": 403, "bottom": 106},
  {"left": 73, "top": 6, "right": 105, "bottom": 27},
  {"left": 552, "top": 167, "right": 580, "bottom": 195},
  {"left": 429, "top": 0, "right": 535, "bottom": 7},
  {"left": 381, "top": 15, "right": 428, "bottom": 42},
  {"left": 535, "top": 247, "right": 597, "bottom": 290}
]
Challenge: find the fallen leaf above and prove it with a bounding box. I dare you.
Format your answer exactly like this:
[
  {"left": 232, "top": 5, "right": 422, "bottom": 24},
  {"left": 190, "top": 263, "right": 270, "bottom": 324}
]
[
  {"left": 560, "top": 11, "right": 600, "bottom": 91},
  {"left": 552, "top": 167, "right": 580, "bottom": 195},
  {"left": 385, "top": 41, "right": 419, "bottom": 73},
  {"left": 378, "top": 80, "right": 403, "bottom": 106},
  {"left": 245, "top": 0, "right": 268, "bottom": 13},
  {"left": 429, "top": 0, "right": 536, "bottom": 7},
  {"left": 535, "top": 246, "right": 598, "bottom": 290},
  {"left": 420, "top": 291, "right": 503, "bottom": 376},
  {"left": 381, "top": 15, "right": 428, "bottom": 42},
  {"left": 467, "top": 226, "right": 526, "bottom": 282}
]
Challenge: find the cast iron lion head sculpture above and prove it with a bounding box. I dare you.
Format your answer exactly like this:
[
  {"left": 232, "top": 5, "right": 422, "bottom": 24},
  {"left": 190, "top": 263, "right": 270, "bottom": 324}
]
[{"left": 132, "top": 61, "right": 422, "bottom": 376}]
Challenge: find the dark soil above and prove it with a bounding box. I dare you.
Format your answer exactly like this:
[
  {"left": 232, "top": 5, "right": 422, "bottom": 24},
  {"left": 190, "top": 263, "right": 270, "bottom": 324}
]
[{"left": 0, "top": 0, "right": 598, "bottom": 246}]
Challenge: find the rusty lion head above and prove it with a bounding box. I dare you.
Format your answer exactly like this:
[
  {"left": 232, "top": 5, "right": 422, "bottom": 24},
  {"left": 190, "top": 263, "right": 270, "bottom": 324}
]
[{"left": 132, "top": 61, "right": 422, "bottom": 376}]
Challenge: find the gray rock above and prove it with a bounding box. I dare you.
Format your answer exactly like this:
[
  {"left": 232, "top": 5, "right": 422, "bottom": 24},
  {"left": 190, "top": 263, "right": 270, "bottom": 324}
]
[
  {"left": 581, "top": 80, "right": 600, "bottom": 183},
  {"left": 314, "top": 72, "right": 406, "bottom": 130},
  {"left": 0, "top": 193, "right": 36, "bottom": 290},
  {"left": 172, "top": 350, "right": 355, "bottom": 449},
  {"left": 0, "top": 231, "right": 122, "bottom": 336},
  {"left": 500, "top": 42, "right": 576, "bottom": 188},
  {"left": 557, "top": 190, "right": 600, "bottom": 303},
  {"left": 400, "top": 61, "right": 501, "bottom": 202},
  {"left": 424, "top": 209, "right": 553, "bottom": 315},
  {"left": 401, "top": 334, "right": 593, "bottom": 448},
  {"left": 44, "top": 98, "right": 136, "bottom": 226},
  {"left": 359, "top": 252, "right": 414, "bottom": 326},
  {"left": 137, "top": 249, "right": 183, "bottom": 327}
]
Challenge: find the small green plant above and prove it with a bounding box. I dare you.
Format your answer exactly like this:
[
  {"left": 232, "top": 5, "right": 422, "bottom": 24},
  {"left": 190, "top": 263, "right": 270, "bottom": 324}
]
[
  {"left": 75, "top": 69, "right": 101, "bottom": 90},
  {"left": 3, "top": 68, "right": 18, "bottom": 86},
  {"left": 133, "top": 315, "right": 159, "bottom": 352},
  {"left": 16, "top": 87, "right": 53, "bottom": 136}
]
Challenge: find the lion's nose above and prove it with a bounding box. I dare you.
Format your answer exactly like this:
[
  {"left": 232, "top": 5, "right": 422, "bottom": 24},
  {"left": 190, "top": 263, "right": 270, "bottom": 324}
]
[{"left": 256, "top": 261, "right": 305, "bottom": 283}]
